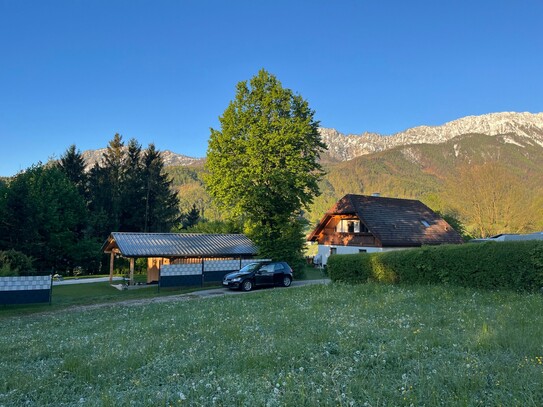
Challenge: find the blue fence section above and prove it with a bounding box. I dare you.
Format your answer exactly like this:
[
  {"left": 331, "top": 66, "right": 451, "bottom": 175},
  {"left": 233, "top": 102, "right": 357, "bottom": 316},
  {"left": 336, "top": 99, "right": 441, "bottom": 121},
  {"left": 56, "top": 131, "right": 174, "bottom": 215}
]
[
  {"left": 159, "top": 274, "right": 202, "bottom": 288},
  {"left": 159, "top": 264, "right": 202, "bottom": 289},
  {"left": 0, "top": 275, "right": 52, "bottom": 305}
]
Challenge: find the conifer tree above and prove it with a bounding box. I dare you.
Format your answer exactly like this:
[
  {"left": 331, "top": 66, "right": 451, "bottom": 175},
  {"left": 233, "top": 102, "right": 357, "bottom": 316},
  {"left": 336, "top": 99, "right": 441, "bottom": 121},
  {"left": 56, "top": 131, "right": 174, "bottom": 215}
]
[
  {"left": 58, "top": 145, "right": 88, "bottom": 198},
  {"left": 142, "top": 144, "right": 181, "bottom": 232},
  {"left": 120, "top": 138, "right": 146, "bottom": 231}
]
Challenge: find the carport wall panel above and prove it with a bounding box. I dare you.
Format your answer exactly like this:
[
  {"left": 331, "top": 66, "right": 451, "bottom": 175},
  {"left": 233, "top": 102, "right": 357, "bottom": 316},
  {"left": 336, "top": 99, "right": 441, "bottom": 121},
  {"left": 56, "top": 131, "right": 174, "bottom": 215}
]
[
  {"left": 204, "top": 260, "right": 240, "bottom": 272},
  {"left": 159, "top": 264, "right": 202, "bottom": 288},
  {"left": 0, "top": 275, "right": 52, "bottom": 304},
  {"left": 160, "top": 264, "right": 202, "bottom": 276}
]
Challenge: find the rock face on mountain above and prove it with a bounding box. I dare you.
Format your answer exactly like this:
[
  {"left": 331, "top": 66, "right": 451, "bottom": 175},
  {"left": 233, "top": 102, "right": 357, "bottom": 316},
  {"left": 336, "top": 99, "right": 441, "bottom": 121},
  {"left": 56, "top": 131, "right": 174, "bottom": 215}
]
[
  {"left": 319, "top": 112, "right": 543, "bottom": 162},
  {"left": 79, "top": 112, "right": 543, "bottom": 168},
  {"left": 81, "top": 148, "right": 204, "bottom": 170}
]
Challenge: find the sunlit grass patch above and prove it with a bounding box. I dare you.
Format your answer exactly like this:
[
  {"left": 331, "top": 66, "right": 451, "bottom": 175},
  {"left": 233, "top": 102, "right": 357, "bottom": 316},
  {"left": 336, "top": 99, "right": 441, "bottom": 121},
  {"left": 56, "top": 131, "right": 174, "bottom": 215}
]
[{"left": 0, "top": 283, "right": 542, "bottom": 406}]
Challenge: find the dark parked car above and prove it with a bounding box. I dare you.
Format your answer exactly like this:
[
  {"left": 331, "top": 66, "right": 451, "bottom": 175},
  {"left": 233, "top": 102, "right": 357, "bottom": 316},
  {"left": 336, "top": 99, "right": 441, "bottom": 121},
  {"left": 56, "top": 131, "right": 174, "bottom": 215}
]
[{"left": 223, "top": 261, "right": 293, "bottom": 291}]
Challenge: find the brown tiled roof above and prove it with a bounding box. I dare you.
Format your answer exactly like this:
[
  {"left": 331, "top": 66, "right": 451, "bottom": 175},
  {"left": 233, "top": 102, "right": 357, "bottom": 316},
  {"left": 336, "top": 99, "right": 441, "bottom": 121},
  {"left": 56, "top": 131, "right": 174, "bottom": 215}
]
[
  {"left": 102, "top": 232, "right": 258, "bottom": 258},
  {"left": 308, "top": 194, "right": 463, "bottom": 247}
]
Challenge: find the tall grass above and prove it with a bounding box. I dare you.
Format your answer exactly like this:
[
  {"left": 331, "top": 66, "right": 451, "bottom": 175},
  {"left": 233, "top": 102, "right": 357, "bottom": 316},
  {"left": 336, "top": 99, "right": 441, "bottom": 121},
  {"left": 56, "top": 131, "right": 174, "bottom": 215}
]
[{"left": 1, "top": 283, "right": 542, "bottom": 406}]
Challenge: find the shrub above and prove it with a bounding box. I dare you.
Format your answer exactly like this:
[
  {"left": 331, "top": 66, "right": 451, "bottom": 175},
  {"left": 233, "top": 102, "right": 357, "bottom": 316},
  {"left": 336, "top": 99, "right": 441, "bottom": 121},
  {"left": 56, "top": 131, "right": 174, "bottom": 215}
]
[
  {"left": 0, "top": 262, "right": 17, "bottom": 277},
  {"left": 326, "top": 254, "right": 372, "bottom": 284},
  {"left": 328, "top": 241, "right": 543, "bottom": 292},
  {"left": 0, "top": 250, "right": 36, "bottom": 276}
]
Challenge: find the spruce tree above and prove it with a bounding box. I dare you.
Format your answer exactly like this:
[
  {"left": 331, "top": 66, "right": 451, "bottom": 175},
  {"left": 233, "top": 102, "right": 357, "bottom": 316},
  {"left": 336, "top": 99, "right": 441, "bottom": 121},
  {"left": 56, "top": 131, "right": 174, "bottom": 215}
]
[
  {"left": 120, "top": 138, "right": 146, "bottom": 231},
  {"left": 58, "top": 145, "right": 88, "bottom": 198},
  {"left": 142, "top": 144, "right": 181, "bottom": 232}
]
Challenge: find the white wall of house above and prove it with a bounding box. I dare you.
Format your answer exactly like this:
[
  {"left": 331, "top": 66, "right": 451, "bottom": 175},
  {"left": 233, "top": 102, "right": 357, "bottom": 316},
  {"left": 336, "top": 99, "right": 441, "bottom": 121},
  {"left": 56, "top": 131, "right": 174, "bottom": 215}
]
[{"left": 316, "top": 244, "right": 405, "bottom": 266}]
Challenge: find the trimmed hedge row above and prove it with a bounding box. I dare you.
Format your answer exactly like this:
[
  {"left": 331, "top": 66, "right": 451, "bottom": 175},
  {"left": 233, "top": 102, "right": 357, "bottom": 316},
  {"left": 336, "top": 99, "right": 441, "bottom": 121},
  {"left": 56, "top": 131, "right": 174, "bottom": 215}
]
[{"left": 327, "top": 241, "right": 543, "bottom": 292}]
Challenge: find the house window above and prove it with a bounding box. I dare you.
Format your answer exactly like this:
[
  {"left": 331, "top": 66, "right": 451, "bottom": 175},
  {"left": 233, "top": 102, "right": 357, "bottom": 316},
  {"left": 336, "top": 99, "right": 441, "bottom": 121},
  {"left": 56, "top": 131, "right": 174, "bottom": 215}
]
[
  {"left": 335, "top": 219, "right": 362, "bottom": 233},
  {"left": 330, "top": 247, "right": 337, "bottom": 255},
  {"left": 420, "top": 219, "right": 431, "bottom": 228},
  {"left": 359, "top": 249, "right": 367, "bottom": 253}
]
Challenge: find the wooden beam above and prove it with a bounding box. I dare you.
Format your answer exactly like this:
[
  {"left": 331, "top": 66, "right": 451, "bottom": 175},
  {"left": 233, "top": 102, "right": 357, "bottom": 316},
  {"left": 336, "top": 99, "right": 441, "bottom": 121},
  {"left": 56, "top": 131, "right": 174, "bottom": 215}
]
[
  {"left": 129, "top": 258, "right": 135, "bottom": 285},
  {"left": 109, "top": 252, "right": 114, "bottom": 283}
]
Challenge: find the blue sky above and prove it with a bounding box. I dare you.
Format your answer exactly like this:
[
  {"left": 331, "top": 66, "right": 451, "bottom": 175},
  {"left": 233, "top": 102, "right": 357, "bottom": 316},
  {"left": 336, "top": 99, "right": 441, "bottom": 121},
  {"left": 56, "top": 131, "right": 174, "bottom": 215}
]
[{"left": 1, "top": 0, "right": 542, "bottom": 176}]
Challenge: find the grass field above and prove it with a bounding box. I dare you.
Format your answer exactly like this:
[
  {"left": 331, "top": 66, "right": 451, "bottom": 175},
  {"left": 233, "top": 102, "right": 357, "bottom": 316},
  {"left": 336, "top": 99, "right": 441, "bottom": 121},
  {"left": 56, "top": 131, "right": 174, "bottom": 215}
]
[
  {"left": 0, "top": 267, "right": 328, "bottom": 319},
  {"left": 1, "top": 283, "right": 542, "bottom": 406}
]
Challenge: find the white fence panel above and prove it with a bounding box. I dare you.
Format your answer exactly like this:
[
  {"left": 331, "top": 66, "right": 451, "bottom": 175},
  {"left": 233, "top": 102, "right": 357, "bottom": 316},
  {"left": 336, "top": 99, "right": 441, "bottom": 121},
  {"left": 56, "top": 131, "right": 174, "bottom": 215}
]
[
  {"left": 161, "top": 264, "right": 202, "bottom": 276},
  {"left": 0, "top": 275, "right": 52, "bottom": 291},
  {"left": 204, "top": 260, "right": 240, "bottom": 272}
]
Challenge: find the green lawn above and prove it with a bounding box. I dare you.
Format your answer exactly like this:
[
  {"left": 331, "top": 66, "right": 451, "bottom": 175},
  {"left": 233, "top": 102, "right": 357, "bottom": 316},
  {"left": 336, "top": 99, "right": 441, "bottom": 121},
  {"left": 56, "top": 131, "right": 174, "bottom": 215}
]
[
  {"left": 1, "top": 267, "right": 326, "bottom": 319},
  {"left": 1, "top": 283, "right": 542, "bottom": 406},
  {"left": 0, "top": 281, "right": 200, "bottom": 319}
]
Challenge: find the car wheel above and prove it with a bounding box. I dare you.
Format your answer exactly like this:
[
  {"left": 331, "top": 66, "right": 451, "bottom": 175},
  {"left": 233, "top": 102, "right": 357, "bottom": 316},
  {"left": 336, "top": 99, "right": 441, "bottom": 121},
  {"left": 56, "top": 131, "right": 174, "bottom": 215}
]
[
  {"left": 282, "top": 276, "right": 292, "bottom": 287},
  {"left": 241, "top": 279, "right": 253, "bottom": 291}
]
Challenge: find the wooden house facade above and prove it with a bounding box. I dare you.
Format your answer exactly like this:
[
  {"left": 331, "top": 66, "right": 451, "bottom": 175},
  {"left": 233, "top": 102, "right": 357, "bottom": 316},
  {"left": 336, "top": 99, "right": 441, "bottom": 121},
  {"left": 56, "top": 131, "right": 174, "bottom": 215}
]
[{"left": 307, "top": 194, "right": 463, "bottom": 265}]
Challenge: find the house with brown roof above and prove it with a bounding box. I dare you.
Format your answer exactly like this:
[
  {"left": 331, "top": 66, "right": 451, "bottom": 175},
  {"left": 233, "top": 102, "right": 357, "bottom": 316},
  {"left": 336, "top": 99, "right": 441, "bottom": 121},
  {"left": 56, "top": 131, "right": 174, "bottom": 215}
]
[{"left": 307, "top": 194, "right": 463, "bottom": 265}]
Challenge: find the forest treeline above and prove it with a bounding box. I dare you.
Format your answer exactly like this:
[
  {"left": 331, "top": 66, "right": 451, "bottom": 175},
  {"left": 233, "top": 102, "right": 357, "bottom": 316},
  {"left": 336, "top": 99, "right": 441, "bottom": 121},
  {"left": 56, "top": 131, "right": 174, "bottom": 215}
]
[
  {"left": 0, "top": 134, "right": 185, "bottom": 275},
  {"left": 1, "top": 130, "right": 542, "bottom": 275}
]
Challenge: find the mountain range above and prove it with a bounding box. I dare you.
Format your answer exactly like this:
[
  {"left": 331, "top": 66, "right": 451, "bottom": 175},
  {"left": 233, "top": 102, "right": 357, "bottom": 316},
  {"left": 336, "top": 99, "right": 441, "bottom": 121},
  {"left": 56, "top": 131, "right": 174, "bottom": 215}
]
[
  {"left": 319, "top": 111, "right": 543, "bottom": 162},
  {"left": 81, "top": 148, "right": 204, "bottom": 170},
  {"left": 81, "top": 111, "right": 543, "bottom": 166}
]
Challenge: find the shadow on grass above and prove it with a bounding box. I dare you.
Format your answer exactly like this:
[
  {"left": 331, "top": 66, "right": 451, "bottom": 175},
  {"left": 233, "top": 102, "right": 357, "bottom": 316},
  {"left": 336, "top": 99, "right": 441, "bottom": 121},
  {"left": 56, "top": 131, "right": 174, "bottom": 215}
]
[{"left": 0, "top": 281, "right": 222, "bottom": 319}]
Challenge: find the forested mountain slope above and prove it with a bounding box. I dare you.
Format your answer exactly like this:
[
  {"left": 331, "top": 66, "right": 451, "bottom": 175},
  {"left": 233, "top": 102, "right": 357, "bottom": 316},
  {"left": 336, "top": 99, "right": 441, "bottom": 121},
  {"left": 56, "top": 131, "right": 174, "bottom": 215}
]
[{"left": 167, "top": 132, "right": 543, "bottom": 237}]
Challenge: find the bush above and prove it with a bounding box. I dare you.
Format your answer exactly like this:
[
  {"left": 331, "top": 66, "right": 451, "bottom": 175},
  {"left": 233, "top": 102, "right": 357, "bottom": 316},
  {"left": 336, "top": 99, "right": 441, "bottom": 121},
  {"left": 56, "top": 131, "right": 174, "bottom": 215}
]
[
  {"left": 328, "top": 241, "right": 543, "bottom": 292},
  {"left": 326, "top": 254, "right": 372, "bottom": 284},
  {"left": 0, "top": 250, "right": 36, "bottom": 276},
  {"left": 0, "top": 262, "right": 17, "bottom": 277}
]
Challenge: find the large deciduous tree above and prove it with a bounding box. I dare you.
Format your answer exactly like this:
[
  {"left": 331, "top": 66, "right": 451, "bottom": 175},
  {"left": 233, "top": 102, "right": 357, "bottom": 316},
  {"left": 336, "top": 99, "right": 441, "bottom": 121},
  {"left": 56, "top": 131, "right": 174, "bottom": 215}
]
[
  {"left": 205, "top": 69, "right": 326, "bottom": 267},
  {"left": 0, "top": 164, "right": 99, "bottom": 273},
  {"left": 445, "top": 162, "right": 534, "bottom": 237}
]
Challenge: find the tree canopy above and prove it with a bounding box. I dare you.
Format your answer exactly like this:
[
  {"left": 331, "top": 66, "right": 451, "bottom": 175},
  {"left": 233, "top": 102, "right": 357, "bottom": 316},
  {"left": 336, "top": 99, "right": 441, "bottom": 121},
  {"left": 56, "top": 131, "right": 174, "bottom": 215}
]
[
  {"left": 0, "top": 135, "right": 183, "bottom": 274},
  {"left": 205, "top": 69, "right": 326, "bottom": 267}
]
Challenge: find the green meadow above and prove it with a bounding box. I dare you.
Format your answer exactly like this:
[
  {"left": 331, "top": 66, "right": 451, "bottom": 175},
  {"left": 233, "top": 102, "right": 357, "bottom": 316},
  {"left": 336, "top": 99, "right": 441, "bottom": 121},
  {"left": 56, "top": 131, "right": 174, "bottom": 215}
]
[{"left": 1, "top": 283, "right": 542, "bottom": 406}]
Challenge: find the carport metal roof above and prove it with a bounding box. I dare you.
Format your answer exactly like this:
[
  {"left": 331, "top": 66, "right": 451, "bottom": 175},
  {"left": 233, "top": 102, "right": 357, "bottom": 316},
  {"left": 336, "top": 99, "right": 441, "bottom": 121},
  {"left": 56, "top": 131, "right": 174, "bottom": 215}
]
[{"left": 102, "top": 232, "right": 258, "bottom": 258}]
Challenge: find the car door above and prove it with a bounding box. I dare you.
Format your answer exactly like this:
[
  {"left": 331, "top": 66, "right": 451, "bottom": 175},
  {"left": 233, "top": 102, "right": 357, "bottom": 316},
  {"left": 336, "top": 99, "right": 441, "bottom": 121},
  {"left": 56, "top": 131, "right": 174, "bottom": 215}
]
[
  {"left": 272, "top": 262, "right": 285, "bottom": 285},
  {"left": 254, "top": 263, "right": 274, "bottom": 287}
]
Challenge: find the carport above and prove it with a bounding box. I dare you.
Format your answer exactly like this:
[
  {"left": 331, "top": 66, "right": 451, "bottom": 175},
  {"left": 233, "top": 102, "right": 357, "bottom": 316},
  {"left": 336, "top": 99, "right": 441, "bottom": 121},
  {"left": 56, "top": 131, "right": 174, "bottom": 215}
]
[{"left": 101, "top": 232, "right": 258, "bottom": 284}]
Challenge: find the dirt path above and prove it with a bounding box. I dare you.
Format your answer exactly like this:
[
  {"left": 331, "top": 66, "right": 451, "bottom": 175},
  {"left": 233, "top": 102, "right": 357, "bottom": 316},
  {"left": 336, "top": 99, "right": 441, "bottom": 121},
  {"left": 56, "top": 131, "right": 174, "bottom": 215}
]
[{"left": 29, "top": 279, "right": 331, "bottom": 317}]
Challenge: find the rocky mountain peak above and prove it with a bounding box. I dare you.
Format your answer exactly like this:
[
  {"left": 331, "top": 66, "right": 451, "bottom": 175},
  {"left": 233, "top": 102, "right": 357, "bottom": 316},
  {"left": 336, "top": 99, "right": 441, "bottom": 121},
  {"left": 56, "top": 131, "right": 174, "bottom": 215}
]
[
  {"left": 319, "top": 111, "right": 543, "bottom": 162},
  {"left": 81, "top": 148, "right": 204, "bottom": 170}
]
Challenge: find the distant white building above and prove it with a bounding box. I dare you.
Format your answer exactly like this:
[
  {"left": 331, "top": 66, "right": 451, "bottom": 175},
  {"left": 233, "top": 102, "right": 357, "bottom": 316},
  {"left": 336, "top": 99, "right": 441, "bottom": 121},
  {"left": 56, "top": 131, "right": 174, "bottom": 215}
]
[{"left": 470, "top": 232, "right": 543, "bottom": 243}]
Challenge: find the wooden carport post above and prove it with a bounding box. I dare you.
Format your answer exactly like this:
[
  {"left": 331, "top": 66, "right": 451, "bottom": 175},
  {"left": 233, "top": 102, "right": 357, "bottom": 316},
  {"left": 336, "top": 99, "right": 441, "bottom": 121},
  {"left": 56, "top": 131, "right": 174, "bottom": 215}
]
[
  {"left": 109, "top": 252, "right": 115, "bottom": 283},
  {"left": 129, "top": 258, "right": 135, "bottom": 286}
]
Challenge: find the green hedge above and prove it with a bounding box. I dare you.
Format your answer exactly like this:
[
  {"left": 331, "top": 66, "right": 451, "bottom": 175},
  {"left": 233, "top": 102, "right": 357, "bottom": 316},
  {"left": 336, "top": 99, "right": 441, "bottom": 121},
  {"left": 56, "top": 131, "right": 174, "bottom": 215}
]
[{"left": 327, "top": 241, "right": 543, "bottom": 292}]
